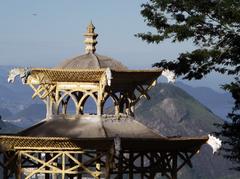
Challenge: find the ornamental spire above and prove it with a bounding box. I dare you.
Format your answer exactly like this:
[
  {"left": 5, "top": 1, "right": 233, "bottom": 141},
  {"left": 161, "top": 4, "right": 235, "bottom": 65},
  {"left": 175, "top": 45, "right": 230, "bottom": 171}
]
[{"left": 84, "top": 21, "right": 98, "bottom": 54}]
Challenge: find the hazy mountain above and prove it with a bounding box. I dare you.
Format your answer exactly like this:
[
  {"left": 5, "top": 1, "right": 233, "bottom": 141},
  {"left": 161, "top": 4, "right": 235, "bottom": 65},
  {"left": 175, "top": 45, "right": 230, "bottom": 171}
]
[
  {"left": 5, "top": 103, "right": 46, "bottom": 128},
  {"left": 0, "top": 65, "right": 37, "bottom": 113},
  {"left": 135, "top": 83, "right": 239, "bottom": 179},
  {"left": 176, "top": 82, "right": 234, "bottom": 121},
  {"left": 0, "top": 121, "right": 21, "bottom": 134},
  {"left": 0, "top": 115, "right": 20, "bottom": 134},
  {"left": 0, "top": 107, "right": 12, "bottom": 118}
]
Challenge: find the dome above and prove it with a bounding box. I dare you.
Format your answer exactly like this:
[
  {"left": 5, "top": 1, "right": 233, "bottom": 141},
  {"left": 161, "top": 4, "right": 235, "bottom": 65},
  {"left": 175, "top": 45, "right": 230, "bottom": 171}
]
[
  {"left": 55, "top": 22, "right": 128, "bottom": 71},
  {"left": 55, "top": 53, "right": 128, "bottom": 70}
]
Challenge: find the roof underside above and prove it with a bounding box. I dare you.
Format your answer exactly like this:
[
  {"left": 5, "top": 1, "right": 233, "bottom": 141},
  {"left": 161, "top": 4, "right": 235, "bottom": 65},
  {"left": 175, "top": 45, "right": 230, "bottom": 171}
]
[
  {"left": 0, "top": 135, "right": 208, "bottom": 152},
  {"left": 30, "top": 68, "right": 105, "bottom": 83}
]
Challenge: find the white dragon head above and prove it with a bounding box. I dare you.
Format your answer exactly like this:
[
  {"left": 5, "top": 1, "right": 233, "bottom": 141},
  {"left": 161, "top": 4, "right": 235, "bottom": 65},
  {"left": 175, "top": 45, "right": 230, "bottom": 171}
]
[
  {"left": 8, "top": 68, "right": 31, "bottom": 84},
  {"left": 207, "top": 134, "right": 222, "bottom": 154},
  {"left": 8, "top": 68, "right": 19, "bottom": 83},
  {"left": 162, "top": 69, "right": 176, "bottom": 83}
]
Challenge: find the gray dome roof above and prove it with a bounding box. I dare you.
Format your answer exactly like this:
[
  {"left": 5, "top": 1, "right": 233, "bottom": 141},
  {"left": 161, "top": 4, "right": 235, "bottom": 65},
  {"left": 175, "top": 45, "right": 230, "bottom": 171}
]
[{"left": 55, "top": 53, "right": 128, "bottom": 70}]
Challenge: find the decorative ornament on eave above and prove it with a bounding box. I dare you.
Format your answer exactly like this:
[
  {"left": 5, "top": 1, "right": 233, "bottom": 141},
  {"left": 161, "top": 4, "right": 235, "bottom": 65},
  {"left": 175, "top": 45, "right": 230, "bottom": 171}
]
[{"left": 207, "top": 134, "right": 222, "bottom": 154}]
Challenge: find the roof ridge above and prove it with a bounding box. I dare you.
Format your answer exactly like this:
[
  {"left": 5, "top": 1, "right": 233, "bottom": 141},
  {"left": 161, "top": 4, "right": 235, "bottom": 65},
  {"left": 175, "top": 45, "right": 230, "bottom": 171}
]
[
  {"left": 91, "top": 53, "right": 101, "bottom": 68},
  {"left": 133, "top": 119, "right": 166, "bottom": 138},
  {"left": 101, "top": 118, "right": 109, "bottom": 138}
]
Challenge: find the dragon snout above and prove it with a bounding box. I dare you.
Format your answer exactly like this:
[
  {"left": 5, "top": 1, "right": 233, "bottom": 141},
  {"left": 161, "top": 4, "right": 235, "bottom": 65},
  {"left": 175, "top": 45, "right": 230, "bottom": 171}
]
[{"left": 7, "top": 78, "right": 13, "bottom": 83}]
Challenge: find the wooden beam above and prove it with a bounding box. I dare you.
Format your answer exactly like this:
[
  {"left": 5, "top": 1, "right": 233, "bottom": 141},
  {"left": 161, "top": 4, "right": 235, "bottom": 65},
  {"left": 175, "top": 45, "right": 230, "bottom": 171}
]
[{"left": 177, "top": 152, "right": 195, "bottom": 172}]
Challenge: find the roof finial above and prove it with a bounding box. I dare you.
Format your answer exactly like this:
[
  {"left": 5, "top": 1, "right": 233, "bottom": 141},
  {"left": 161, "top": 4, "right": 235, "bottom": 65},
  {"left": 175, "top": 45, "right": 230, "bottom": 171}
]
[{"left": 84, "top": 21, "right": 98, "bottom": 54}]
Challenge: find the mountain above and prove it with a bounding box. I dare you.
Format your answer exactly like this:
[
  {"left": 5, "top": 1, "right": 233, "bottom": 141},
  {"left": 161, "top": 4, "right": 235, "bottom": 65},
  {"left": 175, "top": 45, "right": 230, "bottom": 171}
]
[
  {"left": 0, "top": 116, "right": 20, "bottom": 134},
  {"left": 5, "top": 103, "right": 46, "bottom": 128},
  {"left": 176, "top": 82, "right": 234, "bottom": 121},
  {"left": 0, "top": 107, "right": 12, "bottom": 118},
  {"left": 135, "top": 83, "right": 239, "bottom": 179},
  {"left": 0, "top": 121, "right": 21, "bottom": 134},
  {"left": 0, "top": 65, "right": 35, "bottom": 113}
]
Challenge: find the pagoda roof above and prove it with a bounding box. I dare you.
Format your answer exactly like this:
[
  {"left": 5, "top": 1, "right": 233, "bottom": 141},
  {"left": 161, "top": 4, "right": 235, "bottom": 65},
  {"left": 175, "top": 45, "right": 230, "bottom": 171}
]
[
  {"left": 0, "top": 115, "right": 208, "bottom": 152},
  {"left": 55, "top": 53, "right": 128, "bottom": 71},
  {"left": 28, "top": 68, "right": 162, "bottom": 85},
  {"left": 18, "top": 115, "right": 164, "bottom": 139}
]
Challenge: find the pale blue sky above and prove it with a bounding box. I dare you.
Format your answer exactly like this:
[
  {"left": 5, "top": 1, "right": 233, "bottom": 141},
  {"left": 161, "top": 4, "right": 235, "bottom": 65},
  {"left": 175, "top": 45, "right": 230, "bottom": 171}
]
[{"left": 0, "top": 0, "right": 232, "bottom": 91}]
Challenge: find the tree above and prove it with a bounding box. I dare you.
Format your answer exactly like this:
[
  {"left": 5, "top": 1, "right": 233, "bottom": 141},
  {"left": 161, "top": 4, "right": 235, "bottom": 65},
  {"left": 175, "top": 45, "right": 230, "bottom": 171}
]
[{"left": 136, "top": 0, "right": 240, "bottom": 170}]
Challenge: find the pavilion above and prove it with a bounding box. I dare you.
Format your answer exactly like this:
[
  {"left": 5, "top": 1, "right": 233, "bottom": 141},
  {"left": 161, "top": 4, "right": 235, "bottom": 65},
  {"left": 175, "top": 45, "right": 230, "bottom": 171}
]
[{"left": 0, "top": 22, "right": 210, "bottom": 179}]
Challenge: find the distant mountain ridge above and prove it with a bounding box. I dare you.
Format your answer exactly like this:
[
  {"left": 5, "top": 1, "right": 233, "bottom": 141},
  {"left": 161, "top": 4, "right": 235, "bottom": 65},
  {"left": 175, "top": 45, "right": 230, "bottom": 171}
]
[
  {"left": 176, "top": 82, "right": 234, "bottom": 121},
  {"left": 135, "top": 83, "right": 238, "bottom": 179},
  {"left": 136, "top": 83, "right": 220, "bottom": 136},
  {"left": 0, "top": 65, "right": 36, "bottom": 113},
  {"left": 4, "top": 103, "right": 46, "bottom": 127}
]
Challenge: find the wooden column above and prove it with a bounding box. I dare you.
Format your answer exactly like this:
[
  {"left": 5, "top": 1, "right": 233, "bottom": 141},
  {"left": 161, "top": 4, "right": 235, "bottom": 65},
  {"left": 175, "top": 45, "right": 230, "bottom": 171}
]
[
  {"left": 141, "top": 153, "right": 144, "bottom": 179},
  {"left": 3, "top": 154, "right": 8, "bottom": 179},
  {"left": 117, "top": 151, "right": 123, "bottom": 179},
  {"left": 105, "top": 151, "right": 111, "bottom": 179},
  {"left": 149, "top": 153, "right": 156, "bottom": 179},
  {"left": 171, "top": 153, "right": 178, "bottom": 179},
  {"left": 95, "top": 151, "right": 101, "bottom": 179},
  {"left": 115, "top": 104, "right": 120, "bottom": 115},
  {"left": 97, "top": 102, "right": 101, "bottom": 115},
  {"left": 129, "top": 152, "right": 134, "bottom": 179},
  {"left": 77, "top": 154, "right": 82, "bottom": 179},
  {"left": 97, "top": 90, "right": 102, "bottom": 115},
  {"left": 45, "top": 153, "right": 50, "bottom": 179},
  {"left": 62, "top": 153, "right": 65, "bottom": 179},
  {"left": 69, "top": 154, "right": 74, "bottom": 179},
  {"left": 15, "top": 152, "right": 21, "bottom": 179},
  {"left": 45, "top": 96, "right": 53, "bottom": 119}
]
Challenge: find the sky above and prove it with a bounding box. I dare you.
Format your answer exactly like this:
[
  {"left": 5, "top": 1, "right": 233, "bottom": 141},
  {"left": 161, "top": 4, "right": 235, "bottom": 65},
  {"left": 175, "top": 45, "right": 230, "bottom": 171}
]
[{"left": 0, "top": 0, "right": 233, "bottom": 92}]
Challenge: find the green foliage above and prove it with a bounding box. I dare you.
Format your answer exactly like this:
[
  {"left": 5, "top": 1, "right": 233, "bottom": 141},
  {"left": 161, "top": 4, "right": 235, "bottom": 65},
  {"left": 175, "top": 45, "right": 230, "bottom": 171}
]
[
  {"left": 137, "top": 0, "right": 240, "bottom": 171},
  {"left": 137, "top": 0, "right": 240, "bottom": 79},
  {"left": 218, "top": 78, "right": 240, "bottom": 170}
]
